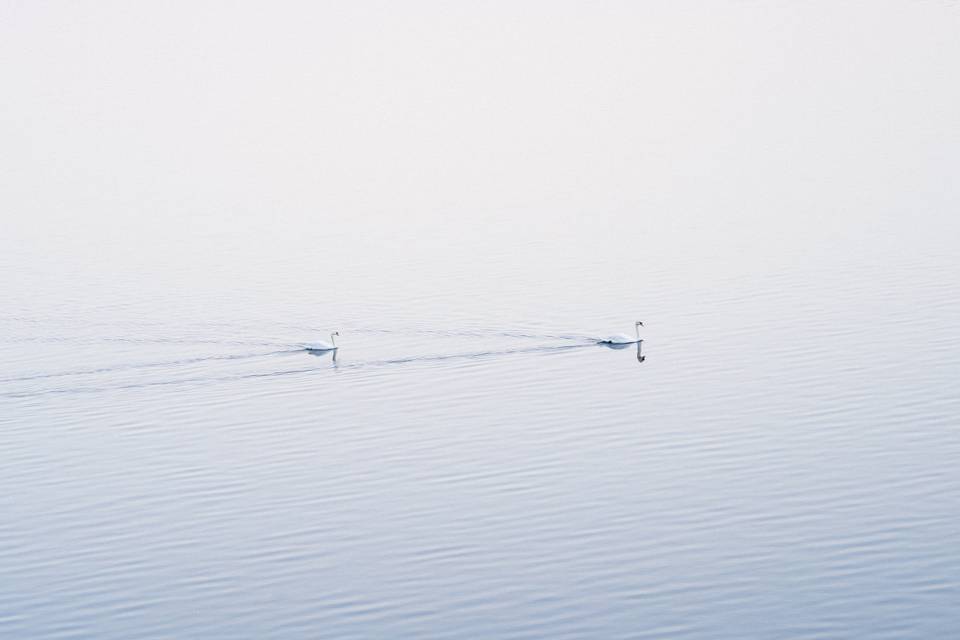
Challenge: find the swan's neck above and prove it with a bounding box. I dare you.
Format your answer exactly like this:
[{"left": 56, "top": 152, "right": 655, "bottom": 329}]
[
  {"left": 635, "top": 324, "right": 640, "bottom": 339},
  {"left": 330, "top": 333, "right": 337, "bottom": 347}
]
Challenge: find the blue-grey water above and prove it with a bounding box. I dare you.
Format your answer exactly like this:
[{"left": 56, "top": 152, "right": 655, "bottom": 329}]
[{"left": 3, "top": 3, "right": 960, "bottom": 638}]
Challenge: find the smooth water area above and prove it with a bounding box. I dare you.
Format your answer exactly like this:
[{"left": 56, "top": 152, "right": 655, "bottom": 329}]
[{"left": 3, "top": 3, "right": 960, "bottom": 638}]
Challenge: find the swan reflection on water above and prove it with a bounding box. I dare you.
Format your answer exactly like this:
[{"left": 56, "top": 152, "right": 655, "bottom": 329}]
[
  {"left": 305, "top": 345, "right": 337, "bottom": 364},
  {"left": 600, "top": 338, "right": 645, "bottom": 362}
]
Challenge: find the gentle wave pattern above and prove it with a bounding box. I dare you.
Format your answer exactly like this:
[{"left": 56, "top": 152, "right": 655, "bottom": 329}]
[
  {"left": 3, "top": 253, "right": 959, "bottom": 639},
  {"left": 4, "top": 3, "right": 960, "bottom": 638}
]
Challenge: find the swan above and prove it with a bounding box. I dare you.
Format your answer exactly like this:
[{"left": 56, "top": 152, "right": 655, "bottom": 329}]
[
  {"left": 599, "top": 321, "right": 643, "bottom": 345},
  {"left": 304, "top": 331, "right": 339, "bottom": 351}
]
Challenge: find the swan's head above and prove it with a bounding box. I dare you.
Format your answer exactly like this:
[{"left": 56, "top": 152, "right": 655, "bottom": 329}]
[
  {"left": 332, "top": 331, "right": 339, "bottom": 336},
  {"left": 635, "top": 321, "right": 644, "bottom": 327}
]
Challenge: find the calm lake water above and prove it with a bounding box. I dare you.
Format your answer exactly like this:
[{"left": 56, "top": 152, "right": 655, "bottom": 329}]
[{"left": 3, "top": 3, "right": 959, "bottom": 638}]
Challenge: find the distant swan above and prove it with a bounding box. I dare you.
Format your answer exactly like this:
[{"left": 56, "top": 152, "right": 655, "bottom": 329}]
[
  {"left": 304, "top": 331, "right": 339, "bottom": 351},
  {"left": 599, "top": 321, "right": 643, "bottom": 345}
]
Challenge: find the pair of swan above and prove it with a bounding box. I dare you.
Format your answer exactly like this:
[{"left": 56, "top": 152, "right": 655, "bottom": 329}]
[{"left": 305, "top": 322, "right": 644, "bottom": 351}]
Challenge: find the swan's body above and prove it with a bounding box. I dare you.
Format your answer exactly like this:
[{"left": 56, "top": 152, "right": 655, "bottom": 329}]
[
  {"left": 599, "top": 321, "right": 643, "bottom": 345},
  {"left": 304, "top": 331, "right": 339, "bottom": 351}
]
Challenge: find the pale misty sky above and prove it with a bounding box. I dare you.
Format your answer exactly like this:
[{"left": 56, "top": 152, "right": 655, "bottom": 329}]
[{"left": 2, "top": 2, "right": 958, "bottom": 258}]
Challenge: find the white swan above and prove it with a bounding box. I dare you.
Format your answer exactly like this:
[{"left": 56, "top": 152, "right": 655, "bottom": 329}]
[
  {"left": 599, "top": 321, "right": 643, "bottom": 345},
  {"left": 304, "top": 331, "right": 339, "bottom": 351}
]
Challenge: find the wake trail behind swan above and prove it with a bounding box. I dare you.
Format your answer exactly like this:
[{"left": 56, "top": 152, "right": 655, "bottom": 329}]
[
  {"left": 1, "top": 342, "right": 596, "bottom": 399},
  {"left": 0, "top": 349, "right": 303, "bottom": 384}
]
